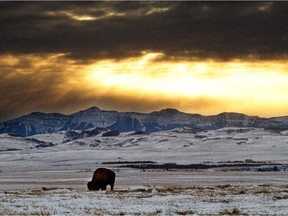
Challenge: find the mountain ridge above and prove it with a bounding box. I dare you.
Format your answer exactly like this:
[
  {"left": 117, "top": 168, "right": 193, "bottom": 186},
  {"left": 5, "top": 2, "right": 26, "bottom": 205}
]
[{"left": 0, "top": 106, "right": 288, "bottom": 136}]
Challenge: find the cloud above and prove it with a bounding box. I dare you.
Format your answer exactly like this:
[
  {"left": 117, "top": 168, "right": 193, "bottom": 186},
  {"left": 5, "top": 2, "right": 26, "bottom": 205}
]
[
  {"left": 0, "top": 53, "right": 225, "bottom": 121},
  {"left": 1, "top": 52, "right": 288, "bottom": 121},
  {"left": 1, "top": 2, "right": 288, "bottom": 121},
  {"left": 0, "top": 54, "right": 85, "bottom": 121},
  {"left": 0, "top": 52, "right": 227, "bottom": 121},
  {"left": 0, "top": 2, "right": 287, "bottom": 61}
]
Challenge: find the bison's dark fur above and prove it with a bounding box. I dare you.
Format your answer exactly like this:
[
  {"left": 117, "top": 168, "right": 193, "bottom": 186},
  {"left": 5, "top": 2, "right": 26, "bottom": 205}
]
[{"left": 87, "top": 168, "right": 115, "bottom": 191}]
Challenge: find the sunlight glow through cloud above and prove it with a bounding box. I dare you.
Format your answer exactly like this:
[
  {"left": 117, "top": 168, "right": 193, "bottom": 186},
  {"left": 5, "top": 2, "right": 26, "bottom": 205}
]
[
  {"left": 86, "top": 53, "right": 288, "bottom": 114},
  {"left": 1, "top": 52, "right": 288, "bottom": 120}
]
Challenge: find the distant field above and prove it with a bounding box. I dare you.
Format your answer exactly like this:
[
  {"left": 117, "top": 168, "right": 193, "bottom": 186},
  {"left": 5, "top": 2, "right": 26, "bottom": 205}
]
[{"left": 1, "top": 169, "right": 288, "bottom": 190}]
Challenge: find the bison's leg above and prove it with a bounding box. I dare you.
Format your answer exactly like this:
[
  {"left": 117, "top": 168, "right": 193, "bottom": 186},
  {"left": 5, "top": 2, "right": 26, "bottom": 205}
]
[
  {"left": 101, "top": 185, "right": 107, "bottom": 191},
  {"left": 109, "top": 175, "right": 115, "bottom": 190},
  {"left": 110, "top": 181, "right": 114, "bottom": 190}
]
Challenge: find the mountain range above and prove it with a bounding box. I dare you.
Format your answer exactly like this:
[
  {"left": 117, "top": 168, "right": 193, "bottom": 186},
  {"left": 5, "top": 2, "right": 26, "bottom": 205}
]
[{"left": 1, "top": 106, "right": 288, "bottom": 137}]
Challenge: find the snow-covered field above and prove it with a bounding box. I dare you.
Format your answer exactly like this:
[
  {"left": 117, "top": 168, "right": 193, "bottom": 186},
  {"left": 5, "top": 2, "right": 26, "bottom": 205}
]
[
  {"left": 2, "top": 184, "right": 288, "bottom": 215},
  {"left": 1, "top": 127, "right": 288, "bottom": 215}
]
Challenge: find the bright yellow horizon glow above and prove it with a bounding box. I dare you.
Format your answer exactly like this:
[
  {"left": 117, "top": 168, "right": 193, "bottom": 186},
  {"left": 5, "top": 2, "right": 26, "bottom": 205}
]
[
  {"left": 2, "top": 53, "right": 288, "bottom": 119},
  {"left": 86, "top": 52, "right": 288, "bottom": 117}
]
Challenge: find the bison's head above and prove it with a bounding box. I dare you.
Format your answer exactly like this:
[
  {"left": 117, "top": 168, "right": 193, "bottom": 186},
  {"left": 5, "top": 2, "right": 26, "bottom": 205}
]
[
  {"left": 87, "top": 181, "right": 100, "bottom": 191},
  {"left": 87, "top": 181, "right": 93, "bottom": 190}
]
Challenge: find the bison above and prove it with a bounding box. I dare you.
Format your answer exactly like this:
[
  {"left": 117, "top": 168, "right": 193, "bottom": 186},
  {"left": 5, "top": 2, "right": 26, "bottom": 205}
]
[{"left": 87, "top": 168, "right": 116, "bottom": 191}]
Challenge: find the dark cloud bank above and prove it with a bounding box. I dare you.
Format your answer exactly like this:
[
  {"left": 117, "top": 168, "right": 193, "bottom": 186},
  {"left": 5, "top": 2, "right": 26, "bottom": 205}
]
[
  {"left": 1, "top": 2, "right": 288, "bottom": 61},
  {"left": 1, "top": 2, "right": 288, "bottom": 121}
]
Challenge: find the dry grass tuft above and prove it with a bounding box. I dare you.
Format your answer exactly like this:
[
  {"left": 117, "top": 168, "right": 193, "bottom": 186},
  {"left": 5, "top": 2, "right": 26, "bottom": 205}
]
[
  {"left": 28, "top": 189, "right": 45, "bottom": 196},
  {"left": 176, "top": 210, "right": 195, "bottom": 215},
  {"left": 157, "top": 187, "right": 182, "bottom": 194},
  {"left": 41, "top": 187, "right": 59, "bottom": 191},
  {"left": 4, "top": 190, "right": 21, "bottom": 195},
  {"left": 273, "top": 194, "right": 288, "bottom": 200},
  {"left": 217, "top": 184, "right": 231, "bottom": 189},
  {"left": 219, "top": 207, "right": 247, "bottom": 216}
]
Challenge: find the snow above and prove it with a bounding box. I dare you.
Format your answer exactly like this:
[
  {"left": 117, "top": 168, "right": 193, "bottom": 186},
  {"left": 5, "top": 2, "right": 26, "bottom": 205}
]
[
  {"left": 1, "top": 127, "right": 288, "bottom": 214},
  {"left": 1, "top": 185, "right": 288, "bottom": 215}
]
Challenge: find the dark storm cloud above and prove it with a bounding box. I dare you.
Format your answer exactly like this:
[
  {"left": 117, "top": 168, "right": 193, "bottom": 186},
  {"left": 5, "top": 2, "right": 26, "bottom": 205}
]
[{"left": 0, "top": 2, "right": 288, "bottom": 61}]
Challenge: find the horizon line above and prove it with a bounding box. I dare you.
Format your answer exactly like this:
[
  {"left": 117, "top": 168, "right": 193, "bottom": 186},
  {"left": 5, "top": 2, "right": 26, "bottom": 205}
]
[{"left": 2, "top": 106, "right": 287, "bottom": 123}]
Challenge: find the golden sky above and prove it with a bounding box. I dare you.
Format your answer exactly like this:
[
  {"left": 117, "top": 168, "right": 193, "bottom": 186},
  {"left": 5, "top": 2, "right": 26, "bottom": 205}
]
[
  {"left": 85, "top": 52, "right": 288, "bottom": 117},
  {"left": 0, "top": 2, "right": 288, "bottom": 120},
  {"left": 2, "top": 52, "right": 288, "bottom": 120}
]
